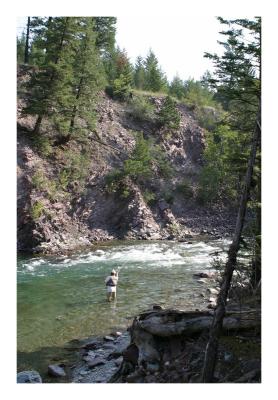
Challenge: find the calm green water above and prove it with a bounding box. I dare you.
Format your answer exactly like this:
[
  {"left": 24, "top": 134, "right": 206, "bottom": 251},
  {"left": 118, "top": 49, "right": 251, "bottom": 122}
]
[{"left": 17, "top": 239, "right": 229, "bottom": 375}]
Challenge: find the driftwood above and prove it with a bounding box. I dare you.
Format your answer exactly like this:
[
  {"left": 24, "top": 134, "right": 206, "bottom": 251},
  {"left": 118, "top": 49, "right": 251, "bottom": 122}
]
[
  {"left": 133, "top": 308, "right": 260, "bottom": 338},
  {"left": 111, "top": 307, "right": 261, "bottom": 383}
]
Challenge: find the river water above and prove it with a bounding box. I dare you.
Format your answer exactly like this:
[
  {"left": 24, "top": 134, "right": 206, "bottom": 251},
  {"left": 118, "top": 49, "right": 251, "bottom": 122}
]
[{"left": 17, "top": 239, "right": 229, "bottom": 376}]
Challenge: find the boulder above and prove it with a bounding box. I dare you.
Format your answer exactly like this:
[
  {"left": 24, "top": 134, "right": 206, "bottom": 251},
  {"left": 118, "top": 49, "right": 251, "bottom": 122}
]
[
  {"left": 207, "top": 288, "right": 219, "bottom": 295},
  {"left": 48, "top": 364, "right": 66, "bottom": 378},
  {"left": 17, "top": 370, "right": 42, "bottom": 383},
  {"left": 193, "top": 272, "right": 215, "bottom": 279}
]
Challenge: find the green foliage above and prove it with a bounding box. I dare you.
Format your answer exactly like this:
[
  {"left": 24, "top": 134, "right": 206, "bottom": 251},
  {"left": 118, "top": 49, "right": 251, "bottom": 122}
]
[
  {"left": 58, "top": 169, "right": 71, "bottom": 191},
  {"left": 124, "top": 132, "right": 152, "bottom": 180},
  {"left": 143, "top": 189, "right": 157, "bottom": 206},
  {"left": 112, "top": 73, "right": 132, "bottom": 100},
  {"left": 60, "top": 148, "right": 91, "bottom": 191},
  {"left": 134, "top": 56, "right": 146, "bottom": 90},
  {"left": 17, "top": 33, "right": 26, "bottom": 63},
  {"left": 144, "top": 50, "right": 168, "bottom": 92},
  {"left": 104, "top": 132, "right": 172, "bottom": 197},
  {"left": 197, "top": 125, "right": 242, "bottom": 204},
  {"left": 184, "top": 79, "right": 216, "bottom": 109},
  {"left": 175, "top": 180, "right": 194, "bottom": 199},
  {"left": 157, "top": 96, "right": 180, "bottom": 130},
  {"left": 150, "top": 144, "right": 173, "bottom": 178},
  {"left": 32, "top": 170, "right": 46, "bottom": 191},
  {"left": 32, "top": 170, "right": 57, "bottom": 200},
  {"left": 107, "top": 48, "right": 134, "bottom": 100},
  {"left": 169, "top": 75, "right": 186, "bottom": 99},
  {"left": 104, "top": 169, "right": 126, "bottom": 193},
  {"left": 127, "top": 96, "right": 156, "bottom": 123},
  {"left": 93, "top": 17, "right": 117, "bottom": 55},
  {"left": 161, "top": 189, "right": 174, "bottom": 205},
  {"left": 30, "top": 201, "right": 44, "bottom": 220},
  {"left": 21, "top": 17, "right": 105, "bottom": 142},
  {"left": 32, "top": 135, "right": 53, "bottom": 157}
]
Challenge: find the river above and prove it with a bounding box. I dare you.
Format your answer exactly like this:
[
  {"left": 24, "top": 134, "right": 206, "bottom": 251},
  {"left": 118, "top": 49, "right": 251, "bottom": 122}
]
[{"left": 17, "top": 238, "right": 229, "bottom": 377}]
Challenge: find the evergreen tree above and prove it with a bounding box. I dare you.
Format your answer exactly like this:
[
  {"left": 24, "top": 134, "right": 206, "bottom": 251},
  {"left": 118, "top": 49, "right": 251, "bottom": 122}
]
[
  {"left": 110, "top": 48, "right": 134, "bottom": 100},
  {"left": 24, "top": 17, "right": 31, "bottom": 64},
  {"left": 201, "top": 17, "right": 261, "bottom": 383},
  {"left": 17, "top": 32, "right": 26, "bottom": 63},
  {"left": 144, "top": 49, "right": 168, "bottom": 92},
  {"left": 169, "top": 75, "right": 186, "bottom": 99},
  {"left": 93, "top": 17, "right": 117, "bottom": 55},
  {"left": 69, "top": 18, "right": 106, "bottom": 137},
  {"left": 22, "top": 18, "right": 82, "bottom": 134},
  {"left": 157, "top": 95, "right": 180, "bottom": 129},
  {"left": 134, "top": 56, "right": 146, "bottom": 90}
]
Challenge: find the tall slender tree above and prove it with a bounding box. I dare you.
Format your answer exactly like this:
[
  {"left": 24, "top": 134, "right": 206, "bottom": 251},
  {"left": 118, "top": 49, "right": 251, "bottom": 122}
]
[
  {"left": 201, "top": 17, "right": 261, "bottom": 382},
  {"left": 134, "top": 56, "right": 146, "bottom": 90},
  {"left": 69, "top": 18, "right": 105, "bottom": 137},
  {"left": 144, "top": 49, "right": 168, "bottom": 92},
  {"left": 24, "top": 17, "right": 31, "bottom": 64},
  {"left": 22, "top": 18, "right": 78, "bottom": 134}
]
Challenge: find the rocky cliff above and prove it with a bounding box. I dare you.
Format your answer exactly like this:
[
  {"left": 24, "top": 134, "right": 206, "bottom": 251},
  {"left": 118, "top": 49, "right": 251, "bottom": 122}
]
[{"left": 17, "top": 66, "right": 235, "bottom": 254}]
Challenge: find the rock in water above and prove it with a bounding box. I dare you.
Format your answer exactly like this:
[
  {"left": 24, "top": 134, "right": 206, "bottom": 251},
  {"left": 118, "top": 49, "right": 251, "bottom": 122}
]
[
  {"left": 48, "top": 364, "right": 66, "bottom": 378},
  {"left": 104, "top": 335, "right": 115, "bottom": 342},
  {"left": 17, "top": 370, "right": 42, "bottom": 383}
]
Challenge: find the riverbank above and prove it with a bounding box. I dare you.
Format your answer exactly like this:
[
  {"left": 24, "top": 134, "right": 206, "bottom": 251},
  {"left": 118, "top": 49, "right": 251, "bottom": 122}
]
[{"left": 17, "top": 264, "right": 261, "bottom": 383}]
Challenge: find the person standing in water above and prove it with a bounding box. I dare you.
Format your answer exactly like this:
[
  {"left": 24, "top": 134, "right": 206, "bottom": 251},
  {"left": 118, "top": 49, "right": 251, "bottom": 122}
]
[{"left": 105, "top": 269, "right": 119, "bottom": 302}]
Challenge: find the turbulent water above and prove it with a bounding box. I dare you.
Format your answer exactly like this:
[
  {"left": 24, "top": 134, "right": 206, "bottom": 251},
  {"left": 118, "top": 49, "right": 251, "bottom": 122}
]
[{"left": 17, "top": 239, "right": 230, "bottom": 373}]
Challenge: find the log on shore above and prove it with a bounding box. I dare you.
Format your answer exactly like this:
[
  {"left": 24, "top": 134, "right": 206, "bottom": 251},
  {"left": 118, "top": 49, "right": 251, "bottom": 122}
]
[{"left": 132, "top": 308, "right": 261, "bottom": 338}]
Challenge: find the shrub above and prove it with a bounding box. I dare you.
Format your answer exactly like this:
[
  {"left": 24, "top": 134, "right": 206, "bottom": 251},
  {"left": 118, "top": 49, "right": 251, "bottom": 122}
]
[
  {"left": 32, "top": 170, "right": 47, "bottom": 191},
  {"left": 124, "top": 132, "right": 152, "bottom": 181},
  {"left": 157, "top": 96, "right": 181, "bottom": 130},
  {"left": 143, "top": 189, "right": 157, "bottom": 205},
  {"left": 30, "top": 201, "right": 44, "bottom": 220},
  {"left": 162, "top": 190, "right": 174, "bottom": 205},
  {"left": 175, "top": 180, "right": 194, "bottom": 199},
  {"left": 32, "top": 135, "right": 52, "bottom": 157},
  {"left": 151, "top": 144, "right": 173, "bottom": 178},
  {"left": 127, "top": 96, "right": 156, "bottom": 123},
  {"left": 112, "top": 74, "right": 132, "bottom": 101},
  {"left": 104, "top": 169, "right": 125, "bottom": 193}
]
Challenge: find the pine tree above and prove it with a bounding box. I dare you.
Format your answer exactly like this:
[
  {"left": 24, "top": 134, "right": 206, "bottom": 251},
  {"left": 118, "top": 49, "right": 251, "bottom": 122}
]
[
  {"left": 22, "top": 18, "right": 79, "bottom": 134},
  {"left": 24, "top": 17, "right": 31, "bottom": 64},
  {"left": 110, "top": 48, "right": 134, "bottom": 100},
  {"left": 69, "top": 18, "right": 105, "bottom": 137},
  {"left": 17, "top": 32, "right": 26, "bottom": 63},
  {"left": 93, "top": 17, "right": 117, "bottom": 55},
  {"left": 169, "top": 75, "right": 186, "bottom": 99},
  {"left": 144, "top": 49, "right": 168, "bottom": 92},
  {"left": 134, "top": 56, "right": 146, "bottom": 90},
  {"left": 157, "top": 95, "right": 180, "bottom": 129},
  {"left": 201, "top": 17, "right": 261, "bottom": 383}
]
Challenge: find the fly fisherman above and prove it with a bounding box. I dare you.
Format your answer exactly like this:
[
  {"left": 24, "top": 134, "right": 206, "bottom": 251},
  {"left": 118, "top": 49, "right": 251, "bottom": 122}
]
[{"left": 105, "top": 269, "right": 119, "bottom": 302}]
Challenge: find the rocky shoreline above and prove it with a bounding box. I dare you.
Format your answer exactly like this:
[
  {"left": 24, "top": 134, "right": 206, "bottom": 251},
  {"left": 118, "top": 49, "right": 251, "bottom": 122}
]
[{"left": 17, "top": 269, "right": 260, "bottom": 384}]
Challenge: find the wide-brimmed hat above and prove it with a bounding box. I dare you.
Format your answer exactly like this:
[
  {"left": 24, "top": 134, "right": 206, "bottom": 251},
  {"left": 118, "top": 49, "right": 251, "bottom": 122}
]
[{"left": 111, "top": 269, "right": 116, "bottom": 274}]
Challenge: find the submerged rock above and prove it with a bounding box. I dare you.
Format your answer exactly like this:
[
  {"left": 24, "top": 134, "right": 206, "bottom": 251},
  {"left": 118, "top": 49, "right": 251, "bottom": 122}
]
[
  {"left": 17, "top": 370, "right": 42, "bottom": 383},
  {"left": 48, "top": 364, "right": 66, "bottom": 378}
]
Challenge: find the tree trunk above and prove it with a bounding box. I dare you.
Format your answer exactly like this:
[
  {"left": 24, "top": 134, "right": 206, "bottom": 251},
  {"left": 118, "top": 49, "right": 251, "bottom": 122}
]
[
  {"left": 24, "top": 17, "right": 30, "bottom": 64},
  {"left": 33, "top": 114, "right": 43, "bottom": 135},
  {"left": 201, "top": 104, "right": 261, "bottom": 382}
]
